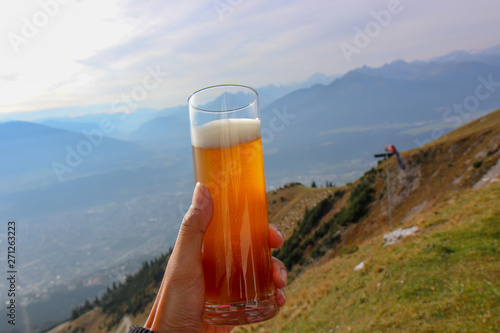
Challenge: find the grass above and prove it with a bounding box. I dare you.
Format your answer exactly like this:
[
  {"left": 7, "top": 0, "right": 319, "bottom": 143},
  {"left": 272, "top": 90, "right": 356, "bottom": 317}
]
[
  {"left": 235, "top": 183, "right": 500, "bottom": 332},
  {"left": 266, "top": 183, "right": 336, "bottom": 239}
]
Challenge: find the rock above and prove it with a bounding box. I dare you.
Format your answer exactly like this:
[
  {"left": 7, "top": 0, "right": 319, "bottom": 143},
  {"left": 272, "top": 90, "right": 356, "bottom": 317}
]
[
  {"left": 383, "top": 226, "right": 418, "bottom": 246},
  {"left": 354, "top": 261, "right": 365, "bottom": 271},
  {"left": 473, "top": 158, "right": 500, "bottom": 189}
]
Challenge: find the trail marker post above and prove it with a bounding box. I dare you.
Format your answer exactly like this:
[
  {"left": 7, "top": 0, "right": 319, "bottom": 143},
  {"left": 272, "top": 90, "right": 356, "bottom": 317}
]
[{"left": 374, "top": 152, "right": 394, "bottom": 229}]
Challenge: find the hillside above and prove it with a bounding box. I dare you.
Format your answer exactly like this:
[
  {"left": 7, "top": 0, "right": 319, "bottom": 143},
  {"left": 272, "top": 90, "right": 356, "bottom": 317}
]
[
  {"left": 240, "top": 182, "right": 499, "bottom": 332},
  {"left": 236, "top": 109, "right": 500, "bottom": 331},
  {"left": 0, "top": 121, "right": 150, "bottom": 189},
  {"left": 48, "top": 109, "right": 499, "bottom": 332}
]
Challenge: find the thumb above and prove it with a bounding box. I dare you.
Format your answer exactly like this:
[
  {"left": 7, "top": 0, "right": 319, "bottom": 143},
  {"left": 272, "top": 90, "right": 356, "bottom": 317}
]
[
  {"left": 149, "top": 183, "right": 213, "bottom": 332},
  {"left": 174, "top": 182, "right": 213, "bottom": 262}
]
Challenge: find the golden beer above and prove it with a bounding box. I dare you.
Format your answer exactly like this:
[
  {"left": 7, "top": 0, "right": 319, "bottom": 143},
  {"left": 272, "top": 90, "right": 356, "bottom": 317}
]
[{"left": 190, "top": 117, "right": 278, "bottom": 325}]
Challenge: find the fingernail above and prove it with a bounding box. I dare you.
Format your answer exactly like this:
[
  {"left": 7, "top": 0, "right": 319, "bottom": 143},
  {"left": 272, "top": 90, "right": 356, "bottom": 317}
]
[
  {"left": 279, "top": 288, "right": 286, "bottom": 302},
  {"left": 192, "top": 182, "right": 204, "bottom": 209},
  {"left": 280, "top": 268, "right": 287, "bottom": 285},
  {"left": 271, "top": 224, "right": 284, "bottom": 241},
  {"left": 276, "top": 227, "right": 284, "bottom": 241}
]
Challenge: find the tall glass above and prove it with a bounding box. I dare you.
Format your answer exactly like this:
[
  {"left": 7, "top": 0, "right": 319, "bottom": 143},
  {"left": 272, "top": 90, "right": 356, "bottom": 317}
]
[{"left": 188, "top": 85, "right": 278, "bottom": 326}]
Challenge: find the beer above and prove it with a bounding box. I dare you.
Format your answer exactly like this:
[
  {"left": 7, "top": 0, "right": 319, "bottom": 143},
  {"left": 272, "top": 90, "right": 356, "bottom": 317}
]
[{"left": 191, "top": 118, "right": 277, "bottom": 324}]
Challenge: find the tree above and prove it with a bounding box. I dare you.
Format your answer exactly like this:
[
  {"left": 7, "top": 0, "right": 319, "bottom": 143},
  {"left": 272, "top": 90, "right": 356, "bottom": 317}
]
[
  {"left": 311, "top": 181, "right": 317, "bottom": 188},
  {"left": 71, "top": 309, "right": 79, "bottom": 320}
]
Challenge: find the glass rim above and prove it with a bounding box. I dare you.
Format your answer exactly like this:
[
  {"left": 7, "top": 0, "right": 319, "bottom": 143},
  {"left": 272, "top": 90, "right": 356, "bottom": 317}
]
[{"left": 188, "top": 84, "right": 258, "bottom": 114}]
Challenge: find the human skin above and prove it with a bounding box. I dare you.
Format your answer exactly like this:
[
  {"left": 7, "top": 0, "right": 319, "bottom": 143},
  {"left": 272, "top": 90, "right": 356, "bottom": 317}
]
[{"left": 144, "top": 183, "right": 287, "bottom": 333}]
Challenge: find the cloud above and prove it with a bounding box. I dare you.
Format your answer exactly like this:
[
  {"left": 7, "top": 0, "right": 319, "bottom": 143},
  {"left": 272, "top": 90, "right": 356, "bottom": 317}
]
[
  {"left": 77, "top": 36, "right": 153, "bottom": 68},
  {"left": 1, "top": 0, "right": 500, "bottom": 115},
  {"left": 0, "top": 73, "right": 20, "bottom": 81}
]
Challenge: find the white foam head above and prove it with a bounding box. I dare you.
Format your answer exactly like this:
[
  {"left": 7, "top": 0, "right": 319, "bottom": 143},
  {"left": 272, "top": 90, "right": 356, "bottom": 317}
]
[{"left": 190, "top": 118, "right": 261, "bottom": 149}]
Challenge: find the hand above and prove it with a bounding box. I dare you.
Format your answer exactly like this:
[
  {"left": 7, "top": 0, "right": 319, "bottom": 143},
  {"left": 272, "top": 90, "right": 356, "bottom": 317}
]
[{"left": 144, "top": 182, "right": 287, "bottom": 333}]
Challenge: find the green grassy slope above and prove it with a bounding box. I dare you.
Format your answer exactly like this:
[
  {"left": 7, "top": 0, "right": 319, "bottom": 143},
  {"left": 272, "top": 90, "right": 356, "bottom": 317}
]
[{"left": 237, "top": 183, "right": 499, "bottom": 332}]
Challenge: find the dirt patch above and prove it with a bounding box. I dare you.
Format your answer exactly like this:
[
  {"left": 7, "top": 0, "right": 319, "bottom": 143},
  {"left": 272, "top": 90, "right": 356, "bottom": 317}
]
[
  {"left": 401, "top": 200, "right": 429, "bottom": 224},
  {"left": 473, "top": 158, "right": 500, "bottom": 189}
]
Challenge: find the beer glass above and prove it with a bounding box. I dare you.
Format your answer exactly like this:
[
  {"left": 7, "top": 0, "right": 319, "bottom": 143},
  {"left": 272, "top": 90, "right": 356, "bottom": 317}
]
[{"left": 188, "top": 85, "right": 278, "bottom": 326}]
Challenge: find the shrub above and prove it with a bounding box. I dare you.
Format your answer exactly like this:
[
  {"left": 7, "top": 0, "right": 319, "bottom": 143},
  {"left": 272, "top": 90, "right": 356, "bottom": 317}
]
[
  {"left": 277, "top": 168, "right": 376, "bottom": 269},
  {"left": 71, "top": 249, "right": 172, "bottom": 327},
  {"left": 276, "top": 196, "right": 334, "bottom": 270}
]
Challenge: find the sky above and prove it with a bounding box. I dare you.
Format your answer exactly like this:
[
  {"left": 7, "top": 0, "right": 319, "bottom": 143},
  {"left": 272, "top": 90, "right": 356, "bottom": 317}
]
[{"left": 1, "top": 0, "right": 499, "bottom": 119}]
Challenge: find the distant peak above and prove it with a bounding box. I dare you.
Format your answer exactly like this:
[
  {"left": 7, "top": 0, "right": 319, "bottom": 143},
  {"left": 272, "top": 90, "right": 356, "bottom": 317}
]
[
  {"left": 305, "top": 72, "right": 339, "bottom": 86},
  {"left": 308, "top": 72, "right": 328, "bottom": 80}
]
